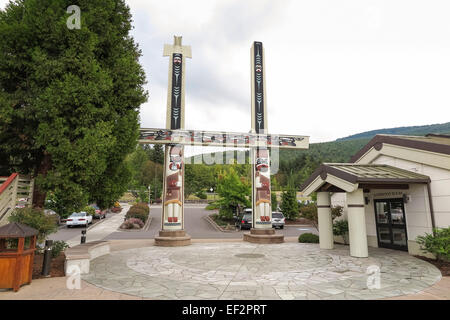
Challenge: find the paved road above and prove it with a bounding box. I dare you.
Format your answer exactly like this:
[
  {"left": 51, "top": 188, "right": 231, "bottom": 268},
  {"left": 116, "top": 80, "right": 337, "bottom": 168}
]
[{"left": 103, "top": 204, "right": 317, "bottom": 240}]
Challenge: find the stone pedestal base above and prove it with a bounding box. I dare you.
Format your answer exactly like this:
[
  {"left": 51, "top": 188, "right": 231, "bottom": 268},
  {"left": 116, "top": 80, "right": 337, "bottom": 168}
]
[
  {"left": 154, "top": 230, "right": 191, "bottom": 247},
  {"left": 243, "top": 228, "right": 284, "bottom": 244}
]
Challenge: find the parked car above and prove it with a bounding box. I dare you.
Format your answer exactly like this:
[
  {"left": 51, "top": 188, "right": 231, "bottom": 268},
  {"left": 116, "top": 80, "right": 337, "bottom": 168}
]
[
  {"left": 44, "top": 209, "right": 61, "bottom": 226},
  {"left": 90, "top": 204, "right": 107, "bottom": 219},
  {"left": 271, "top": 211, "right": 285, "bottom": 229},
  {"left": 236, "top": 208, "right": 252, "bottom": 230},
  {"left": 66, "top": 211, "right": 92, "bottom": 228}
]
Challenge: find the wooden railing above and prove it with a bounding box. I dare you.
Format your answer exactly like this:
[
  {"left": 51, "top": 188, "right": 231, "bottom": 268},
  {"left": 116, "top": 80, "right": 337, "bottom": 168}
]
[{"left": 0, "top": 174, "right": 34, "bottom": 226}]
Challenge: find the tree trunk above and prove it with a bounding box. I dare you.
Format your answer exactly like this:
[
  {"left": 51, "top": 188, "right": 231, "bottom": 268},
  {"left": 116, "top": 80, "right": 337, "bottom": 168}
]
[{"left": 32, "top": 152, "right": 52, "bottom": 209}]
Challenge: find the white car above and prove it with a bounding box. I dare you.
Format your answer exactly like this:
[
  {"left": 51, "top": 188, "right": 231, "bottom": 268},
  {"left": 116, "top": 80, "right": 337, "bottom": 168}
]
[
  {"left": 272, "top": 212, "right": 286, "bottom": 229},
  {"left": 66, "top": 211, "right": 92, "bottom": 228}
]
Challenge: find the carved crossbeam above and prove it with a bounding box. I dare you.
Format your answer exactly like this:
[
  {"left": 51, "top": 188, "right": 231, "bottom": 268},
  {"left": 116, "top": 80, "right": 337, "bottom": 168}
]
[{"left": 139, "top": 128, "right": 309, "bottom": 150}]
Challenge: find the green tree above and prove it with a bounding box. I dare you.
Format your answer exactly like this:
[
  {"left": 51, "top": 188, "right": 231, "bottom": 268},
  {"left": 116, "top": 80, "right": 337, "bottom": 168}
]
[
  {"left": 214, "top": 166, "right": 251, "bottom": 220},
  {"left": 149, "top": 144, "right": 164, "bottom": 164},
  {"left": 280, "top": 185, "right": 299, "bottom": 220},
  {"left": 0, "top": 0, "right": 147, "bottom": 212},
  {"left": 271, "top": 192, "right": 278, "bottom": 211}
]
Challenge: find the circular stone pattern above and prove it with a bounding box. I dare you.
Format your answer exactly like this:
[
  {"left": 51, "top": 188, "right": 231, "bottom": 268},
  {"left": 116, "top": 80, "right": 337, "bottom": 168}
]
[{"left": 82, "top": 243, "right": 441, "bottom": 300}]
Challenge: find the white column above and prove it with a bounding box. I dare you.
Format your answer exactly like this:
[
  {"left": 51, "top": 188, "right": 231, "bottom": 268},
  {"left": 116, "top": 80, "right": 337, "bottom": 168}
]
[
  {"left": 317, "top": 192, "right": 334, "bottom": 249},
  {"left": 347, "top": 189, "right": 368, "bottom": 258}
]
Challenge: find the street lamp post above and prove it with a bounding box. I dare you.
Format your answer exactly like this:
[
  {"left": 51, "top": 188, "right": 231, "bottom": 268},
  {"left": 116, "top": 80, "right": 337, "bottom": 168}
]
[{"left": 148, "top": 185, "right": 151, "bottom": 207}]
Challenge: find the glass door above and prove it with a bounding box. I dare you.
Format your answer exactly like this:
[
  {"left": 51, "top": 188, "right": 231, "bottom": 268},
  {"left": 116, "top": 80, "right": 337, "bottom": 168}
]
[{"left": 374, "top": 198, "right": 408, "bottom": 251}]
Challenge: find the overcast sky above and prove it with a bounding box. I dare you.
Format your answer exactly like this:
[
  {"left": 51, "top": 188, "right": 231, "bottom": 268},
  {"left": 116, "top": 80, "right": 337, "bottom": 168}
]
[{"left": 2, "top": 0, "right": 450, "bottom": 144}]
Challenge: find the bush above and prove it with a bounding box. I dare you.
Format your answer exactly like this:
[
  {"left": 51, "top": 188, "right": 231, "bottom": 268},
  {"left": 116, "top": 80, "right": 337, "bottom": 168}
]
[
  {"left": 83, "top": 206, "right": 95, "bottom": 216},
  {"left": 195, "top": 190, "right": 207, "bottom": 199},
  {"left": 298, "top": 233, "right": 319, "bottom": 243},
  {"left": 8, "top": 208, "right": 58, "bottom": 243},
  {"left": 51, "top": 240, "right": 69, "bottom": 258},
  {"left": 333, "top": 219, "right": 349, "bottom": 244},
  {"left": 126, "top": 206, "right": 149, "bottom": 223},
  {"left": 120, "top": 218, "right": 144, "bottom": 229},
  {"left": 133, "top": 202, "right": 150, "bottom": 214},
  {"left": 416, "top": 227, "right": 450, "bottom": 261}
]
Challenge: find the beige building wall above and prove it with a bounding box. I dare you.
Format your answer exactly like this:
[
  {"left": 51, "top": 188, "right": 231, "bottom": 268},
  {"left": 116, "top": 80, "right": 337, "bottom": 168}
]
[{"left": 371, "top": 155, "right": 450, "bottom": 229}]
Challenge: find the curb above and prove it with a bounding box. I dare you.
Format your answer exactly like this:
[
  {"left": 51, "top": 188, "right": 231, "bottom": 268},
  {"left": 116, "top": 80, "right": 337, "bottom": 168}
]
[
  {"left": 203, "top": 215, "right": 238, "bottom": 233},
  {"left": 285, "top": 224, "right": 314, "bottom": 227}
]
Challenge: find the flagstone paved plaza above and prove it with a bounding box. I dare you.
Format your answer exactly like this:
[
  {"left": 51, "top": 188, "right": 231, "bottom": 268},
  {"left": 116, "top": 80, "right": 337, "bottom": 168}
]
[{"left": 82, "top": 242, "right": 442, "bottom": 300}]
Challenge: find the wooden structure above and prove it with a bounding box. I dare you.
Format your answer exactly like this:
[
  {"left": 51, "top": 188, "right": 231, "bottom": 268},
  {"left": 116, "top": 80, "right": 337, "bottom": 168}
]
[
  {"left": 139, "top": 37, "right": 309, "bottom": 246},
  {"left": 0, "top": 222, "right": 38, "bottom": 291},
  {"left": 0, "top": 174, "right": 34, "bottom": 226}
]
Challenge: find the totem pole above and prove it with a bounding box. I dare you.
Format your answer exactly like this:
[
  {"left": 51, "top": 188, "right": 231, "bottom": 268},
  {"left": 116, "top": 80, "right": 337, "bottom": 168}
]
[
  {"left": 251, "top": 41, "right": 272, "bottom": 229},
  {"left": 157, "top": 36, "right": 192, "bottom": 244}
]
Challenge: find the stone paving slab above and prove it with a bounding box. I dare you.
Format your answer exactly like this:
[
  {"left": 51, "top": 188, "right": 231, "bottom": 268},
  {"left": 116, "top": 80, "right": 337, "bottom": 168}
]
[{"left": 79, "top": 242, "right": 442, "bottom": 300}]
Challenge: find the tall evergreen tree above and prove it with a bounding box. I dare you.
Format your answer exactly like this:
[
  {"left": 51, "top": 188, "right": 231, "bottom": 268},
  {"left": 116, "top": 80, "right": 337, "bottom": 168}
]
[{"left": 0, "top": 0, "right": 147, "bottom": 212}]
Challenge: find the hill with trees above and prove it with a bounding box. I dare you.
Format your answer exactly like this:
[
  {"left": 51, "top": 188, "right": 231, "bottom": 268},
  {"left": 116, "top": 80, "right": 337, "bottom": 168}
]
[{"left": 336, "top": 122, "right": 450, "bottom": 141}]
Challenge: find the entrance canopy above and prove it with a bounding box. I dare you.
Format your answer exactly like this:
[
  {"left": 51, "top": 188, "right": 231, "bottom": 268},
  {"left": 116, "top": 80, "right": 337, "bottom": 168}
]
[{"left": 300, "top": 163, "right": 430, "bottom": 196}]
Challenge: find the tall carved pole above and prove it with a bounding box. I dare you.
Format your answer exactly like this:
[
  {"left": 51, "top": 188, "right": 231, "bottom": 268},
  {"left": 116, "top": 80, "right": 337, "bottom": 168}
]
[
  {"left": 251, "top": 41, "right": 272, "bottom": 229},
  {"left": 245, "top": 41, "right": 283, "bottom": 243},
  {"left": 156, "top": 36, "right": 192, "bottom": 246}
]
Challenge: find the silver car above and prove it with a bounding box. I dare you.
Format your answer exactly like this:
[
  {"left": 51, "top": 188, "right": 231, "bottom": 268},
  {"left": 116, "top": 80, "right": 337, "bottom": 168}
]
[{"left": 271, "top": 212, "right": 285, "bottom": 229}]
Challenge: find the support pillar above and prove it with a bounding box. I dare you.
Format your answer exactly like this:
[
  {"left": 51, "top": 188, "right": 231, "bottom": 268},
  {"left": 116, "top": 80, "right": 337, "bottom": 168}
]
[
  {"left": 347, "top": 188, "right": 368, "bottom": 258},
  {"left": 317, "top": 192, "right": 334, "bottom": 249}
]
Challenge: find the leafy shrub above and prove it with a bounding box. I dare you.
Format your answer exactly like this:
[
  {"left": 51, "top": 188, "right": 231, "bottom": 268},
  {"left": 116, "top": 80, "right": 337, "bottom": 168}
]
[
  {"left": 8, "top": 208, "right": 58, "bottom": 243},
  {"left": 298, "top": 233, "right": 320, "bottom": 243},
  {"left": 195, "top": 190, "right": 207, "bottom": 199},
  {"left": 133, "top": 202, "right": 150, "bottom": 214},
  {"left": 51, "top": 240, "right": 69, "bottom": 258},
  {"left": 120, "top": 218, "right": 144, "bottom": 229},
  {"left": 333, "top": 219, "right": 349, "bottom": 244},
  {"left": 126, "top": 206, "right": 149, "bottom": 223},
  {"left": 83, "top": 206, "right": 95, "bottom": 216},
  {"left": 416, "top": 227, "right": 450, "bottom": 261}
]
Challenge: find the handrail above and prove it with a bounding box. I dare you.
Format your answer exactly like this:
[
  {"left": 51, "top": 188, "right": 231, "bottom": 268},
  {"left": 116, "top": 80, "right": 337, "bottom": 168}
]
[{"left": 0, "top": 173, "right": 18, "bottom": 196}]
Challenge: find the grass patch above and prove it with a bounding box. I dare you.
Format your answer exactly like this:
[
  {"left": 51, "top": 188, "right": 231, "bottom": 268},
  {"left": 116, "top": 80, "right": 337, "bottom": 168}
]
[
  {"left": 205, "top": 203, "right": 219, "bottom": 210},
  {"left": 119, "top": 192, "right": 136, "bottom": 202},
  {"left": 210, "top": 213, "right": 234, "bottom": 228}
]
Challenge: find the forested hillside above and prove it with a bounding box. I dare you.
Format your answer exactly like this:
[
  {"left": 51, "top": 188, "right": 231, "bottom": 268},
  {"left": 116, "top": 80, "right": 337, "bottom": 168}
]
[{"left": 337, "top": 122, "right": 450, "bottom": 141}]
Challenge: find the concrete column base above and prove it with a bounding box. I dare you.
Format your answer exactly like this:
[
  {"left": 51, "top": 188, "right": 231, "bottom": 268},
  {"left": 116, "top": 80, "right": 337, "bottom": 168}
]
[
  {"left": 154, "top": 229, "right": 191, "bottom": 247},
  {"left": 243, "top": 228, "right": 284, "bottom": 244}
]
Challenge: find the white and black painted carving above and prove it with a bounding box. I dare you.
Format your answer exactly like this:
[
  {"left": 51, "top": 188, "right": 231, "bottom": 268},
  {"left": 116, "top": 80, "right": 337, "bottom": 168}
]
[
  {"left": 253, "top": 41, "right": 264, "bottom": 133},
  {"left": 171, "top": 53, "right": 183, "bottom": 129}
]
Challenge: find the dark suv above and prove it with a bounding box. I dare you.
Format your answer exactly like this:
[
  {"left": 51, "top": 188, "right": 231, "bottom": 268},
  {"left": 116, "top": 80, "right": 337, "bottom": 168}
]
[{"left": 235, "top": 209, "right": 252, "bottom": 230}]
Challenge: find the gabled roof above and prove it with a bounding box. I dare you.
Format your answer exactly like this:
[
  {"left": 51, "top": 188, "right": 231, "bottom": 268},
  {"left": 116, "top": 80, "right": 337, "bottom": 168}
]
[
  {"left": 300, "top": 163, "right": 430, "bottom": 196},
  {"left": 0, "top": 222, "right": 38, "bottom": 238},
  {"left": 350, "top": 134, "right": 450, "bottom": 163}
]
